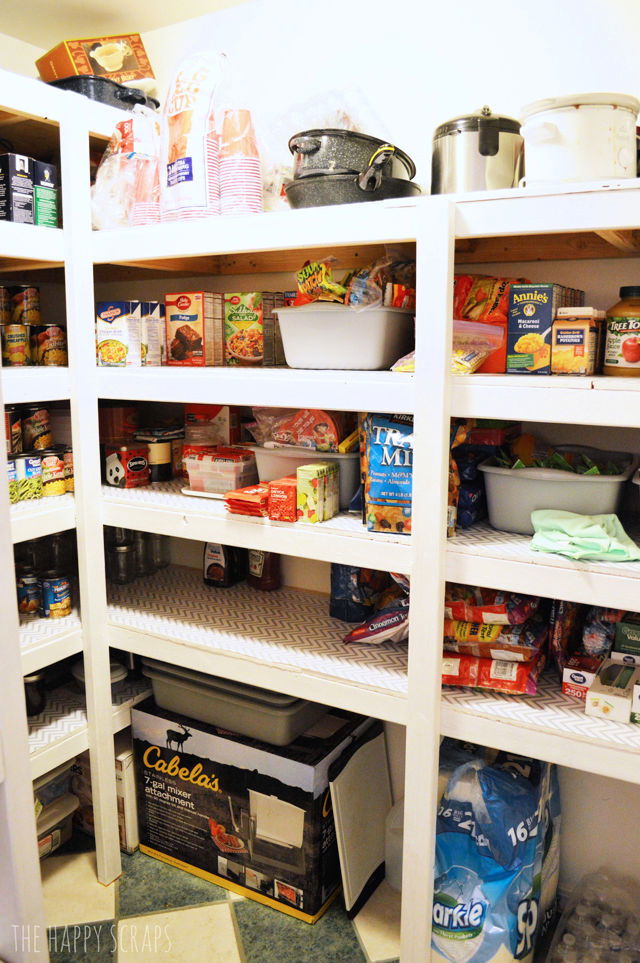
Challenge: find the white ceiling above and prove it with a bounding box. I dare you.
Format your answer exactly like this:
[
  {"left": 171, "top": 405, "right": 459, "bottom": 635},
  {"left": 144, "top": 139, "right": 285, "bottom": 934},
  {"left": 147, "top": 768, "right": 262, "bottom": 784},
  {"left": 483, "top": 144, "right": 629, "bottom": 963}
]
[{"left": 0, "top": 0, "right": 248, "bottom": 50}]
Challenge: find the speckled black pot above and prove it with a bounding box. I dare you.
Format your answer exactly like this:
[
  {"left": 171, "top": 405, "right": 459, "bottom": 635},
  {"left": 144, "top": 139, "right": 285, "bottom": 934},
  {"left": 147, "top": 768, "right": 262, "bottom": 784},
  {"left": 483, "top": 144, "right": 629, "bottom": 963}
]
[
  {"left": 284, "top": 173, "right": 422, "bottom": 209},
  {"left": 289, "top": 128, "right": 416, "bottom": 180}
]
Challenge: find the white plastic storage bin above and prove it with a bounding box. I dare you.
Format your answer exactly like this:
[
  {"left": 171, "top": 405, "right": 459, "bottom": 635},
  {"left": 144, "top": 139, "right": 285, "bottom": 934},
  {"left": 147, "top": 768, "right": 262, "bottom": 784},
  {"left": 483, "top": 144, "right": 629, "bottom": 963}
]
[
  {"left": 37, "top": 793, "right": 79, "bottom": 859},
  {"left": 245, "top": 444, "right": 359, "bottom": 510},
  {"left": 479, "top": 449, "right": 634, "bottom": 535},
  {"left": 33, "top": 758, "right": 75, "bottom": 811},
  {"left": 141, "top": 658, "right": 328, "bottom": 746},
  {"left": 275, "top": 304, "right": 413, "bottom": 370},
  {"left": 185, "top": 451, "right": 258, "bottom": 494}
]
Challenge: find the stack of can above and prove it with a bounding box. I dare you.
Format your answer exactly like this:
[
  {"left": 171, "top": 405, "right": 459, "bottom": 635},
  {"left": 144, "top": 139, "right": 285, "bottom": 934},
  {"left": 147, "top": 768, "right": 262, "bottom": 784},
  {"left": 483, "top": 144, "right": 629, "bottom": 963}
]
[
  {"left": 15, "top": 531, "right": 75, "bottom": 620},
  {"left": 5, "top": 404, "right": 73, "bottom": 502},
  {"left": 0, "top": 285, "right": 67, "bottom": 366}
]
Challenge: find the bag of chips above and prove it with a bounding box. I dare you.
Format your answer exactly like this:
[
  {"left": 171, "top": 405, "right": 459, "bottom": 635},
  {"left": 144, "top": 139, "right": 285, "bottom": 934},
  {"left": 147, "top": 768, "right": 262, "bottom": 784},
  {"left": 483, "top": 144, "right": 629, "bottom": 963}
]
[{"left": 444, "top": 585, "right": 542, "bottom": 625}]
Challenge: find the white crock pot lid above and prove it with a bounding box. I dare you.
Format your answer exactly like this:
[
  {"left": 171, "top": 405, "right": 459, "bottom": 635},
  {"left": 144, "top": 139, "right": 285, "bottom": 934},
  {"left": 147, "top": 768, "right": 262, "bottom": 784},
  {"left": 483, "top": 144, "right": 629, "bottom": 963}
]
[
  {"left": 521, "top": 92, "right": 640, "bottom": 120},
  {"left": 72, "top": 659, "right": 128, "bottom": 684}
]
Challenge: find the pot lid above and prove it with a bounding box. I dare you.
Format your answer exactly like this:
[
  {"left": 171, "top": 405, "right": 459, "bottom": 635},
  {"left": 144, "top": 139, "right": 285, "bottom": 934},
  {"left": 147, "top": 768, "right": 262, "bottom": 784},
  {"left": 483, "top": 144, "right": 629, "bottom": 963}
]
[
  {"left": 72, "top": 659, "right": 128, "bottom": 684},
  {"left": 434, "top": 105, "right": 521, "bottom": 139},
  {"left": 521, "top": 92, "right": 640, "bottom": 120}
]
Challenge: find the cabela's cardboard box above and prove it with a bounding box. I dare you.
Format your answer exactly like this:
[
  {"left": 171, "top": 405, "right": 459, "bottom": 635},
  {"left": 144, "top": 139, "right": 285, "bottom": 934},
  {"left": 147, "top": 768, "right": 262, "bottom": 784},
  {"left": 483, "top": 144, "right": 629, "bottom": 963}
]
[
  {"left": 132, "top": 700, "right": 372, "bottom": 922},
  {"left": 36, "top": 34, "right": 154, "bottom": 86}
]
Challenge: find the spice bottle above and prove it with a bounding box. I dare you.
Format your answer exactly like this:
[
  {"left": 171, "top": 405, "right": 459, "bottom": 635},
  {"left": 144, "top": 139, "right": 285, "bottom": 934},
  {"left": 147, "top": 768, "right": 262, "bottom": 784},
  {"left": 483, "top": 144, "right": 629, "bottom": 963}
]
[
  {"left": 604, "top": 286, "right": 640, "bottom": 377},
  {"left": 247, "top": 550, "right": 281, "bottom": 591}
]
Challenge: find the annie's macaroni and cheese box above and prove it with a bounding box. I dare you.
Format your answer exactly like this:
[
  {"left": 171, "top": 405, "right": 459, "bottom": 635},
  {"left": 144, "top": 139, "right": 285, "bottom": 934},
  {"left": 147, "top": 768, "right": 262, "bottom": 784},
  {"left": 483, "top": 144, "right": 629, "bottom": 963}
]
[
  {"left": 36, "top": 34, "right": 154, "bottom": 86},
  {"left": 165, "top": 292, "right": 223, "bottom": 366},
  {"left": 507, "top": 284, "right": 585, "bottom": 375},
  {"left": 132, "top": 700, "right": 372, "bottom": 922}
]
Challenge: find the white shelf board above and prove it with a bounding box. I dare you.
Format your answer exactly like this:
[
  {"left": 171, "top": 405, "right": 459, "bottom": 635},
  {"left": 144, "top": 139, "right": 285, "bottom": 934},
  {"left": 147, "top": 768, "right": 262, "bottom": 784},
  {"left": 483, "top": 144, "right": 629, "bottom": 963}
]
[
  {"left": 96, "top": 366, "right": 415, "bottom": 414},
  {"left": 446, "top": 521, "right": 640, "bottom": 611},
  {"left": 454, "top": 179, "right": 640, "bottom": 239},
  {"left": 0, "top": 220, "right": 64, "bottom": 264},
  {"left": 441, "top": 674, "right": 640, "bottom": 786},
  {"left": 11, "top": 493, "right": 75, "bottom": 543},
  {"left": 92, "top": 200, "right": 418, "bottom": 266},
  {"left": 28, "top": 677, "right": 151, "bottom": 780},
  {"left": 2, "top": 367, "right": 71, "bottom": 404},
  {"left": 101, "top": 481, "right": 412, "bottom": 574},
  {"left": 106, "top": 565, "right": 408, "bottom": 724},
  {"left": 450, "top": 374, "right": 640, "bottom": 427},
  {"left": 20, "top": 609, "right": 82, "bottom": 675}
]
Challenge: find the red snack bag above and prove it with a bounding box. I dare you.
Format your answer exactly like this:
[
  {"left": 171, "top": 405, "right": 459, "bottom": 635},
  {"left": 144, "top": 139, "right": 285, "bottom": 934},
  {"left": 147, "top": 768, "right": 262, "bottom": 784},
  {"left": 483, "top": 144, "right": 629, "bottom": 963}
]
[
  {"left": 268, "top": 475, "right": 297, "bottom": 522},
  {"left": 224, "top": 483, "right": 269, "bottom": 516},
  {"left": 442, "top": 618, "right": 548, "bottom": 661},
  {"left": 441, "top": 650, "right": 545, "bottom": 695},
  {"left": 444, "top": 584, "right": 541, "bottom": 625}
]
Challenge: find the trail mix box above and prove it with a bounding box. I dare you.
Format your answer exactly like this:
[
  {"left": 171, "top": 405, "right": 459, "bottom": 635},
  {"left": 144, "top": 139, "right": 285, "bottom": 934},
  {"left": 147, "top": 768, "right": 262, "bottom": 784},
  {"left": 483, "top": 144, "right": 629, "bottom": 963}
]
[
  {"left": 36, "top": 34, "right": 154, "bottom": 86},
  {"left": 132, "top": 700, "right": 372, "bottom": 922},
  {"left": 224, "top": 293, "right": 264, "bottom": 366},
  {"left": 165, "top": 292, "right": 219, "bottom": 366},
  {"left": 362, "top": 413, "right": 413, "bottom": 534},
  {"left": 0, "top": 153, "right": 34, "bottom": 224}
]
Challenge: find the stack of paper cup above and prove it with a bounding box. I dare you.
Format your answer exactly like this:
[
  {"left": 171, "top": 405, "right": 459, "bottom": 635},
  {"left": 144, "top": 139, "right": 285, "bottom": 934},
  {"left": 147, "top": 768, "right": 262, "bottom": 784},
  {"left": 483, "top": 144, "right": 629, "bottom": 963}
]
[
  {"left": 220, "top": 109, "right": 263, "bottom": 215},
  {"left": 131, "top": 157, "right": 160, "bottom": 226}
]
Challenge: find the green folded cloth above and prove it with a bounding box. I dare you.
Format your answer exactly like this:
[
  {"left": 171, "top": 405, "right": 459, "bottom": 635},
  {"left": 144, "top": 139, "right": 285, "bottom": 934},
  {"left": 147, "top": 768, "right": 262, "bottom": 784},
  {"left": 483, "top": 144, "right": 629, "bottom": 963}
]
[{"left": 530, "top": 510, "right": 640, "bottom": 562}]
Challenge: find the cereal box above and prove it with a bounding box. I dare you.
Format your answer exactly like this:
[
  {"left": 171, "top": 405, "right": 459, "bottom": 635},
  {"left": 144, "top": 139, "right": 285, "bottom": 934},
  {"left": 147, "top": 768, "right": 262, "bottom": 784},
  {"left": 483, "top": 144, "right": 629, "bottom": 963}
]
[
  {"left": 140, "top": 301, "right": 165, "bottom": 366},
  {"left": 224, "top": 293, "right": 264, "bottom": 366},
  {"left": 165, "top": 292, "right": 218, "bottom": 366},
  {"left": 268, "top": 476, "right": 298, "bottom": 522},
  {"left": 96, "top": 301, "right": 141, "bottom": 367},
  {"left": 36, "top": 34, "right": 154, "bottom": 86}
]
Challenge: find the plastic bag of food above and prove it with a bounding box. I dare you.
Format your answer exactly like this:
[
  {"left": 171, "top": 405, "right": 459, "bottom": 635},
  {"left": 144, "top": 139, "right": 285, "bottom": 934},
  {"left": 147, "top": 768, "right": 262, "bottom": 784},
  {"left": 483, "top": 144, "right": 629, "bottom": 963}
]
[
  {"left": 548, "top": 598, "right": 585, "bottom": 677},
  {"left": 293, "top": 258, "right": 347, "bottom": 305},
  {"left": 343, "top": 597, "right": 410, "bottom": 644},
  {"left": 443, "top": 618, "right": 548, "bottom": 661},
  {"left": 581, "top": 606, "right": 626, "bottom": 657},
  {"left": 444, "top": 585, "right": 542, "bottom": 625},
  {"left": 448, "top": 419, "right": 473, "bottom": 537},
  {"left": 92, "top": 107, "right": 161, "bottom": 230},
  {"left": 391, "top": 350, "right": 415, "bottom": 372},
  {"left": 433, "top": 755, "right": 553, "bottom": 962},
  {"left": 160, "top": 50, "right": 226, "bottom": 221},
  {"left": 442, "top": 649, "right": 545, "bottom": 695},
  {"left": 329, "top": 565, "right": 392, "bottom": 622},
  {"left": 248, "top": 408, "right": 351, "bottom": 451},
  {"left": 452, "top": 320, "right": 505, "bottom": 374}
]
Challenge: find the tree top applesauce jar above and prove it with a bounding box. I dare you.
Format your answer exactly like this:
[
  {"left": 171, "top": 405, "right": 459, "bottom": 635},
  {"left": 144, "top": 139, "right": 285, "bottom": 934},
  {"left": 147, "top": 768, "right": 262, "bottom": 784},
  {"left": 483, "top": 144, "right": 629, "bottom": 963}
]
[{"left": 604, "top": 286, "right": 640, "bottom": 376}]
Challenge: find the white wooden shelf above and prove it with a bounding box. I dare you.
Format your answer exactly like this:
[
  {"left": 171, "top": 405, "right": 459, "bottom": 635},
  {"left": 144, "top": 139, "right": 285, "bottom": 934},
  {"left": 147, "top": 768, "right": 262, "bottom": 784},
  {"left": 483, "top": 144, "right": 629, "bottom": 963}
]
[
  {"left": 451, "top": 374, "right": 640, "bottom": 427},
  {"left": 101, "top": 481, "right": 412, "bottom": 574},
  {"left": 20, "top": 609, "right": 82, "bottom": 676},
  {"left": 441, "top": 674, "right": 640, "bottom": 786},
  {"left": 2, "top": 367, "right": 71, "bottom": 404},
  {"left": 91, "top": 200, "right": 418, "bottom": 269},
  {"left": 96, "top": 367, "right": 415, "bottom": 414},
  {"left": 106, "top": 564, "right": 409, "bottom": 724},
  {"left": 28, "top": 677, "right": 151, "bottom": 780},
  {"left": 11, "top": 493, "right": 75, "bottom": 543},
  {"left": 0, "top": 220, "right": 64, "bottom": 268},
  {"left": 446, "top": 521, "right": 640, "bottom": 611}
]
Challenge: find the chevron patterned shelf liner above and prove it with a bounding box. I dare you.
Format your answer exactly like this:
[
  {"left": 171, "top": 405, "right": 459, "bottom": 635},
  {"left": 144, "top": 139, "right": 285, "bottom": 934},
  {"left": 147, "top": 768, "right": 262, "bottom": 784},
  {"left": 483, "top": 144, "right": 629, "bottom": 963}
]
[
  {"left": 20, "top": 608, "right": 82, "bottom": 651},
  {"left": 28, "top": 678, "right": 152, "bottom": 755},
  {"left": 442, "top": 673, "right": 640, "bottom": 752},
  {"left": 448, "top": 522, "right": 640, "bottom": 579},
  {"left": 101, "top": 481, "right": 409, "bottom": 545},
  {"left": 11, "top": 492, "right": 75, "bottom": 520},
  {"left": 107, "top": 565, "right": 409, "bottom": 696}
]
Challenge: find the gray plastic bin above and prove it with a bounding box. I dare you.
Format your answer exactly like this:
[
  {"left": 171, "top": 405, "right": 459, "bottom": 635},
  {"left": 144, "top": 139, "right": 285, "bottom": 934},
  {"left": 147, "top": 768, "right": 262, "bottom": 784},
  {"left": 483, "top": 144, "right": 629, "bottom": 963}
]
[{"left": 141, "top": 658, "right": 327, "bottom": 746}]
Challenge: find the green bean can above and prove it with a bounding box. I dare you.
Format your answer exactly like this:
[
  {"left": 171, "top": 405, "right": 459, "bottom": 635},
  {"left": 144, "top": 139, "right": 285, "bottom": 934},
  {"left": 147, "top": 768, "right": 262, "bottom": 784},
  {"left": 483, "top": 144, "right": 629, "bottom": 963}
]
[{"left": 14, "top": 453, "right": 42, "bottom": 500}]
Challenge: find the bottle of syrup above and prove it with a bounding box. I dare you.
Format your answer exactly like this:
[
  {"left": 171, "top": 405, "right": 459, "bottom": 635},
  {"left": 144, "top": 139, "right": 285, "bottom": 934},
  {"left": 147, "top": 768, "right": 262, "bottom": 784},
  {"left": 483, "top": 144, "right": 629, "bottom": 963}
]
[{"left": 203, "top": 543, "right": 242, "bottom": 587}]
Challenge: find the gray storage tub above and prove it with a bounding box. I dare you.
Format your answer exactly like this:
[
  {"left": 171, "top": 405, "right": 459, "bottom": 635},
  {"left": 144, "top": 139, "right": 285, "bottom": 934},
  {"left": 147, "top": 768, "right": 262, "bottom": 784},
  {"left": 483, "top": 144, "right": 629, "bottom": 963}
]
[{"left": 141, "top": 658, "right": 327, "bottom": 746}]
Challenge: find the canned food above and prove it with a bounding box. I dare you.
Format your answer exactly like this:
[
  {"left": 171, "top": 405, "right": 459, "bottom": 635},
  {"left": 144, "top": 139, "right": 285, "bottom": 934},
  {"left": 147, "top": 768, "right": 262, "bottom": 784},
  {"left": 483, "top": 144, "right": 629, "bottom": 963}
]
[
  {"left": 7, "top": 457, "right": 18, "bottom": 503},
  {"left": 40, "top": 449, "right": 66, "bottom": 496},
  {"left": 1, "top": 324, "right": 30, "bottom": 365},
  {"left": 17, "top": 573, "right": 41, "bottom": 618},
  {"left": 5, "top": 405, "right": 21, "bottom": 454},
  {"left": 30, "top": 323, "right": 67, "bottom": 366},
  {"left": 14, "top": 453, "right": 42, "bottom": 500},
  {"left": 22, "top": 406, "right": 53, "bottom": 450},
  {"left": 63, "top": 446, "right": 74, "bottom": 492},
  {"left": 40, "top": 571, "right": 71, "bottom": 618},
  {"left": 10, "top": 285, "right": 40, "bottom": 324},
  {"left": 0, "top": 286, "right": 10, "bottom": 324}
]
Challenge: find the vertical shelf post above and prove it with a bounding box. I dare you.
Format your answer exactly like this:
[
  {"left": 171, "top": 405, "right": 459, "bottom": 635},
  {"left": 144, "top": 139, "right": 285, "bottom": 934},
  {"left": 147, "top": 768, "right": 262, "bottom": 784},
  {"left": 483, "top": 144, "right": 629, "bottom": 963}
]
[
  {"left": 59, "top": 106, "right": 121, "bottom": 884},
  {"left": 400, "top": 198, "right": 455, "bottom": 961}
]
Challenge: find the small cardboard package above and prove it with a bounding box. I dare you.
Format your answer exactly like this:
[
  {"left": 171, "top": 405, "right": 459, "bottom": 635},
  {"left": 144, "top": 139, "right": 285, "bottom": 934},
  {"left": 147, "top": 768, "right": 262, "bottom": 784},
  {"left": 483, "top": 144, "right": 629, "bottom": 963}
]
[
  {"left": 561, "top": 654, "right": 604, "bottom": 701},
  {"left": 36, "top": 34, "right": 154, "bottom": 86},
  {"left": 585, "top": 659, "right": 640, "bottom": 723}
]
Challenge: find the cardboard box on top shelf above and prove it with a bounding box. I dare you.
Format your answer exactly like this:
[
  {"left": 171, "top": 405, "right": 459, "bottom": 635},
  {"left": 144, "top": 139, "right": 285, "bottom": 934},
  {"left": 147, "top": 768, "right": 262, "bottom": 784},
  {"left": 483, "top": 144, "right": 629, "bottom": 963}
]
[
  {"left": 132, "top": 699, "right": 373, "bottom": 923},
  {"left": 36, "top": 34, "right": 154, "bottom": 86}
]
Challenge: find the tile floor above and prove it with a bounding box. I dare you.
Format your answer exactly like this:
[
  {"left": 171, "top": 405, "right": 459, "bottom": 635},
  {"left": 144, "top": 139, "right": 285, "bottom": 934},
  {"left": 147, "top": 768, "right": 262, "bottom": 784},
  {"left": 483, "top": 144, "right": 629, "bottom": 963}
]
[{"left": 41, "top": 835, "right": 401, "bottom": 963}]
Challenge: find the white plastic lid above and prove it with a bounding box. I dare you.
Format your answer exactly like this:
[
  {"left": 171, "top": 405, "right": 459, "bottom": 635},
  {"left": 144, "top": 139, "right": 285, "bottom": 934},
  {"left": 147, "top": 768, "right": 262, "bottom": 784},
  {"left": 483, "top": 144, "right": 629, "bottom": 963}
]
[
  {"left": 556, "top": 307, "right": 605, "bottom": 320},
  {"left": 72, "top": 659, "right": 128, "bottom": 685},
  {"left": 522, "top": 92, "right": 640, "bottom": 120}
]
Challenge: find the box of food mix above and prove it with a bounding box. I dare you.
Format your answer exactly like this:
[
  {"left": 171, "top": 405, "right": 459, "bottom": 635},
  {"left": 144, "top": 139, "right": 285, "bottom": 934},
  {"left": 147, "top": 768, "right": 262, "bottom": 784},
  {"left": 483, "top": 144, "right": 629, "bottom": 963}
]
[
  {"left": 165, "top": 292, "right": 218, "bottom": 366},
  {"left": 224, "top": 293, "right": 264, "bottom": 366},
  {"left": 507, "top": 284, "right": 562, "bottom": 375},
  {"left": 132, "top": 699, "right": 372, "bottom": 922},
  {"left": 140, "top": 301, "right": 165, "bottom": 366},
  {"left": 36, "top": 34, "right": 154, "bottom": 86},
  {"left": 96, "top": 301, "right": 141, "bottom": 367},
  {"left": 268, "top": 476, "right": 298, "bottom": 522}
]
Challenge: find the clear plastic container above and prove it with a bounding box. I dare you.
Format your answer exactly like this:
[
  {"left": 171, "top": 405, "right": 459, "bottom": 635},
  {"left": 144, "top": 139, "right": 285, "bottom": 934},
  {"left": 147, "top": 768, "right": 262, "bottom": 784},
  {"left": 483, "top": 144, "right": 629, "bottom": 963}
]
[{"left": 185, "top": 451, "right": 258, "bottom": 494}]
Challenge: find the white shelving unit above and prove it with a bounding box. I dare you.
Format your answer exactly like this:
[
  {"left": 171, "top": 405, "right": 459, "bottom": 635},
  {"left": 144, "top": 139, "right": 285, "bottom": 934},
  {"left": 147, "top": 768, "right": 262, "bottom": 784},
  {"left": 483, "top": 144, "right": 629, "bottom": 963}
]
[
  {"left": 11, "top": 494, "right": 75, "bottom": 543},
  {"left": 2, "top": 63, "right": 640, "bottom": 963}
]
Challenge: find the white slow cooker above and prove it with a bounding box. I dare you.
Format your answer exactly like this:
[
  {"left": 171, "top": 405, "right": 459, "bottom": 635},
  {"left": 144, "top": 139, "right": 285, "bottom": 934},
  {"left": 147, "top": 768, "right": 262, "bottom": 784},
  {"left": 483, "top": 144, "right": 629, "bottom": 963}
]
[{"left": 520, "top": 92, "right": 640, "bottom": 185}]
